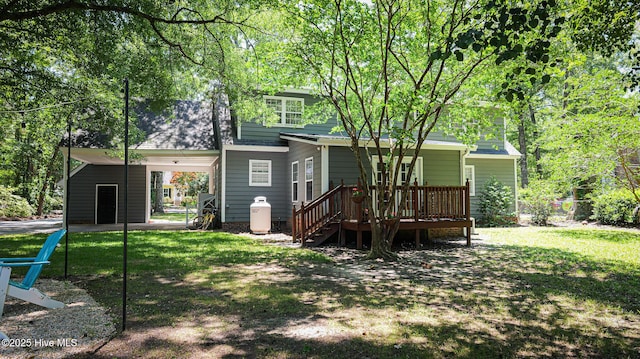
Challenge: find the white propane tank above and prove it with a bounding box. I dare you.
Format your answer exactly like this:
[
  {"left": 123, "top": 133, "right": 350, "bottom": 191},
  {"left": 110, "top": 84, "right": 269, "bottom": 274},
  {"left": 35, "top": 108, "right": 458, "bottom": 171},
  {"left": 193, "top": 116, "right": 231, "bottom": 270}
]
[{"left": 250, "top": 196, "right": 271, "bottom": 234}]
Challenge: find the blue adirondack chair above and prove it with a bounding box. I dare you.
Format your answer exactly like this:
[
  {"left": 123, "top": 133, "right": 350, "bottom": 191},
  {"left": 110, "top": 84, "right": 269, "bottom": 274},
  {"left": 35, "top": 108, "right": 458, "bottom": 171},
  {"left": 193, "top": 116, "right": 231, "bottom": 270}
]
[{"left": 0, "top": 229, "right": 67, "bottom": 317}]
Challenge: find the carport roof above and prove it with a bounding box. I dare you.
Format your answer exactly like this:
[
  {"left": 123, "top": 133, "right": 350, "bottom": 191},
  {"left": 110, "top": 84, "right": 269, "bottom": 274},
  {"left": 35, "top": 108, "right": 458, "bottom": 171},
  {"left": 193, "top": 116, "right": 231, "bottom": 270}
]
[{"left": 62, "top": 100, "right": 219, "bottom": 167}]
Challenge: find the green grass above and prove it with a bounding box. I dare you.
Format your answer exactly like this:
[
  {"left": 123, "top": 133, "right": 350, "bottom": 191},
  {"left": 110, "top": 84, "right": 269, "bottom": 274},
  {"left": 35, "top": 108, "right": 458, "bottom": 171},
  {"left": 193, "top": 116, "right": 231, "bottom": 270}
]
[
  {"left": 150, "top": 211, "right": 194, "bottom": 222},
  {"left": 1, "top": 227, "right": 640, "bottom": 358}
]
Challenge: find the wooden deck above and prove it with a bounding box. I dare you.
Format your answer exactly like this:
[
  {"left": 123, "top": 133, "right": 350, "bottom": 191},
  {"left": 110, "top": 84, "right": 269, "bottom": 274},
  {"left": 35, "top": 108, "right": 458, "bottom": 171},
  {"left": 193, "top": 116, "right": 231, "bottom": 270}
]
[{"left": 292, "top": 181, "right": 472, "bottom": 248}]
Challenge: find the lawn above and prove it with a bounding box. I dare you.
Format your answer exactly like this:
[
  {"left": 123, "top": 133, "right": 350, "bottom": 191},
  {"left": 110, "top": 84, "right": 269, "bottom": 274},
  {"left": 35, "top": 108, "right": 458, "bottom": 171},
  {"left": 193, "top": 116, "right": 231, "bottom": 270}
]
[{"left": 1, "top": 227, "right": 639, "bottom": 358}]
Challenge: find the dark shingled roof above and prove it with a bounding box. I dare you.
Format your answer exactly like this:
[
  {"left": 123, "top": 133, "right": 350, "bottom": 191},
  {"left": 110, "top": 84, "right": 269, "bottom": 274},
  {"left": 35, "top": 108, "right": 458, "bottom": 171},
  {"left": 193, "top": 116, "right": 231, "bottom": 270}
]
[
  {"left": 134, "top": 100, "right": 215, "bottom": 150},
  {"left": 65, "top": 100, "right": 216, "bottom": 151}
]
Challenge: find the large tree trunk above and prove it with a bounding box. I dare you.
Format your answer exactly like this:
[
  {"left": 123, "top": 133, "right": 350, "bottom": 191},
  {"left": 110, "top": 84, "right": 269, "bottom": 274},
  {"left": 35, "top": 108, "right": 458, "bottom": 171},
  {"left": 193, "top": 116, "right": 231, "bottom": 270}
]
[
  {"left": 367, "top": 218, "right": 398, "bottom": 260},
  {"left": 152, "top": 171, "right": 164, "bottom": 214},
  {"left": 35, "top": 150, "right": 59, "bottom": 216},
  {"left": 517, "top": 106, "right": 530, "bottom": 188},
  {"left": 529, "top": 103, "right": 542, "bottom": 175}
]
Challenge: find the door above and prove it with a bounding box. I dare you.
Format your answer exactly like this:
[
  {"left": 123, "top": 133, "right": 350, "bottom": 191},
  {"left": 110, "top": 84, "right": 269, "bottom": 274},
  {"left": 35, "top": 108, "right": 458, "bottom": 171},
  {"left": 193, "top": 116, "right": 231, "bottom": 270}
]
[{"left": 96, "top": 185, "right": 118, "bottom": 224}]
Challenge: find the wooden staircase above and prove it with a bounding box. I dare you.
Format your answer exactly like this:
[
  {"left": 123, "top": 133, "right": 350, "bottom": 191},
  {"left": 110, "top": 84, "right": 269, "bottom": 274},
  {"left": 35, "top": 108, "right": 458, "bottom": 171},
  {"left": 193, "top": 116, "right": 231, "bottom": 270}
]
[
  {"left": 303, "top": 220, "right": 341, "bottom": 247},
  {"left": 292, "top": 184, "right": 345, "bottom": 247}
]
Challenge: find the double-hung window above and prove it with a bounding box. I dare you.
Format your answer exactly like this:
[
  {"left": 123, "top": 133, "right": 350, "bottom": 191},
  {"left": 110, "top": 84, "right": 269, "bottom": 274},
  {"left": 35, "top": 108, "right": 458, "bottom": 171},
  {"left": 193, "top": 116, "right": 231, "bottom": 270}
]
[
  {"left": 264, "top": 96, "right": 304, "bottom": 126},
  {"left": 372, "top": 156, "right": 423, "bottom": 185},
  {"left": 249, "top": 160, "right": 271, "bottom": 187},
  {"left": 305, "top": 157, "right": 313, "bottom": 201},
  {"left": 291, "top": 161, "right": 299, "bottom": 202}
]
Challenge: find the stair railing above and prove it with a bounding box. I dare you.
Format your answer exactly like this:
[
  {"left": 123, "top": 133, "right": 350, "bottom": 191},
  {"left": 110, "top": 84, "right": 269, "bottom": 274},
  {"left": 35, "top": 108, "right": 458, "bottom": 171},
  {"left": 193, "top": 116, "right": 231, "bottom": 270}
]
[{"left": 292, "top": 184, "right": 344, "bottom": 244}]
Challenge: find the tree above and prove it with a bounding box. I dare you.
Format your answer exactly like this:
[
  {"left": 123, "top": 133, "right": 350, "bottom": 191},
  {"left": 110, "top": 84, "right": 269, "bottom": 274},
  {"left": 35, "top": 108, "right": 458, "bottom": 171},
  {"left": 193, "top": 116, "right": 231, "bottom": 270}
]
[
  {"left": 151, "top": 171, "right": 165, "bottom": 214},
  {"left": 540, "top": 59, "right": 640, "bottom": 206},
  {"left": 264, "top": 0, "right": 562, "bottom": 259},
  {"left": 0, "top": 1, "right": 259, "bottom": 214}
]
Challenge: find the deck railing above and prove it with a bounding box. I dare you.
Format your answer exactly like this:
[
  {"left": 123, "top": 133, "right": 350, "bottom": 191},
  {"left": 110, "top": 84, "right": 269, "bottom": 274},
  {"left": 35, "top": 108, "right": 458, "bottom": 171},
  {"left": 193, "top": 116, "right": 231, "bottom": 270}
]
[
  {"left": 342, "top": 181, "right": 471, "bottom": 222},
  {"left": 292, "top": 184, "right": 344, "bottom": 243},
  {"left": 293, "top": 180, "right": 471, "bottom": 243}
]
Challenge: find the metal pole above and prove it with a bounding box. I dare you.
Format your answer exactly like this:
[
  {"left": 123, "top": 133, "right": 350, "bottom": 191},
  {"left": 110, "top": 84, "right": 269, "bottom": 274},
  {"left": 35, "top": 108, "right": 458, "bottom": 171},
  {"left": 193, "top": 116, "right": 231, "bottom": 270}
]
[
  {"left": 123, "top": 78, "right": 129, "bottom": 332},
  {"left": 64, "top": 115, "right": 71, "bottom": 279}
]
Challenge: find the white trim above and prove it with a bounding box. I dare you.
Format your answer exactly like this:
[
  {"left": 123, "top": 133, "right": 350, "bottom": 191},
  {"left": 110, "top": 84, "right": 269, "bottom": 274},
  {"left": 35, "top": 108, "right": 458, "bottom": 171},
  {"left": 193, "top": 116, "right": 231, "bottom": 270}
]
[
  {"left": 279, "top": 135, "right": 319, "bottom": 146},
  {"left": 56, "top": 160, "right": 88, "bottom": 187},
  {"left": 514, "top": 158, "right": 519, "bottom": 214},
  {"left": 145, "top": 169, "right": 151, "bottom": 223},
  {"left": 249, "top": 159, "right": 272, "bottom": 187},
  {"left": 282, "top": 88, "right": 312, "bottom": 94},
  {"left": 221, "top": 148, "right": 227, "bottom": 222},
  {"left": 321, "top": 145, "right": 329, "bottom": 192},
  {"left": 264, "top": 95, "right": 305, "bottom": 127},
  {"left": 291, "top": 161, "right": 299, "bottom": 202},
  {"left": 305, "top": 157, "right": 313, "bottom": 202},
  {"left": 281, "top": 134, "right": 471, "bottom": 151},
  {"left": 466, "top": 153, "right": 520, "bottom": 160},
  {"left": 237, "top": 121, "right": 242, "bottom": 140},
  {"left": 95, "top": 184, "right": 118, "bottom": 224},
  {"left": 371, "top": 155, "right": 423, "bottom": 185},
  {"left": 464, "top": 165, "right": 476, "bottom": 196},
  {"left": 225, "top": 144, "right": 289, "bottom": 153}
]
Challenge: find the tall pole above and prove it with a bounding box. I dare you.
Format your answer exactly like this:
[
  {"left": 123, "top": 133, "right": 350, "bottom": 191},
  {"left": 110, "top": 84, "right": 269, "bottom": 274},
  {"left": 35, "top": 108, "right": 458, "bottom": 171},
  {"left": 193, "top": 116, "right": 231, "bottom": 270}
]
[
  {"left": 64, "top": 114, "right": 71, "bottom": 279},
  {"left": 123, "top": 78, "right": 129, "bottom": 332}
]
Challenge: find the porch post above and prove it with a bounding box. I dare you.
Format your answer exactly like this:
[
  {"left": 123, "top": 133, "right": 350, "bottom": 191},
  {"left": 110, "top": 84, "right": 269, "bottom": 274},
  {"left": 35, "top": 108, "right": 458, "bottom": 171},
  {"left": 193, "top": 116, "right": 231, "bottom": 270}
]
[{"left": 465, "top": 179, "right": 471, "bottom": 247}]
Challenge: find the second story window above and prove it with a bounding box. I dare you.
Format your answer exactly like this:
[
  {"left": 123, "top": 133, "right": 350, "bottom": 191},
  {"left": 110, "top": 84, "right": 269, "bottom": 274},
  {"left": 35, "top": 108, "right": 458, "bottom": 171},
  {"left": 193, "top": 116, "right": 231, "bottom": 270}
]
[{"left": 264, "top": 96, "right": 304, "bottom": 126}]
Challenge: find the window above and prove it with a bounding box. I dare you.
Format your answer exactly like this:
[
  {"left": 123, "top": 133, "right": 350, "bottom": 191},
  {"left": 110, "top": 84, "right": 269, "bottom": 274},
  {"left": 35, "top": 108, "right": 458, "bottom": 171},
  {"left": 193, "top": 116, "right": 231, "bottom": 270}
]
[
  {"left": 265, "top": 96, "right": 304, "bottom": 126},
  {"left": 163, "top": 188, "right": 172, "bottom": 198},
  {"left": 305, "top": 157, "right": 313, "bottom": 201},
  {"left": 291, "top": 161, "right": 299, "bottom": 202},
  {"left": 249, "top": 160, "right": 271, "bottom": 186},
  {"left": 464, "top": 165, "right": 475, "bottom": 196},
  {"left": 372, "top": 156, "right": 423, "bottom": 185}
]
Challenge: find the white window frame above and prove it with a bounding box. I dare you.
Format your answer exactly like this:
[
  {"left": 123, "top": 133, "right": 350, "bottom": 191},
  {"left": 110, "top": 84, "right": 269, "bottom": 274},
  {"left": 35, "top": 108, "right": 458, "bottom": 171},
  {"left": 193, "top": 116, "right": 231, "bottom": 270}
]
[
  {"left": 291, "top": 161, "right": 299, "bottom": 202},
  {"left": 249, "top": 159, "right": 272, "bottom": 187},
  {"left": 264, "top": 95, "right": 304, "bottom": 127},
  {"left": 372, "top": 155, "right": 423, "bottom": 185},
  {"left": 305, "top": 157, "right": 313, "bottom": 202},
  {"left": 464, "top": 165, "right": 476, "bottom": 196}
]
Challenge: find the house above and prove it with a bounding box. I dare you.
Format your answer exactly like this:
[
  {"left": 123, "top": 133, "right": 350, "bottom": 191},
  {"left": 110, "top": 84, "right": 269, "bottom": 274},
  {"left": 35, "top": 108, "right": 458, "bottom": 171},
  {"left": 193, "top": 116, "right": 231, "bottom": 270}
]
[
  {"left": 62, "top": 100, "right": 218, "bottom": 224},
  {"left": 61, "top": 91, "right": 520, "bottom": 245}
]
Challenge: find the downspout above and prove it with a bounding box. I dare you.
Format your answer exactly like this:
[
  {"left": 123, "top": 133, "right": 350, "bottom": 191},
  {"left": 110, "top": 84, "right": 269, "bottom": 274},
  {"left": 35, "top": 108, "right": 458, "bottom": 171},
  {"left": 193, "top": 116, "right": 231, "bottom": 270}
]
[
  {"left": 460, "top": 147, "right": 471, "bottom": 185},
  {"left": 221, "top": 148, "right": 227, "bottom": 223},
  {"left": 321, "top": 145, "right": 329, "bottom": 192}
]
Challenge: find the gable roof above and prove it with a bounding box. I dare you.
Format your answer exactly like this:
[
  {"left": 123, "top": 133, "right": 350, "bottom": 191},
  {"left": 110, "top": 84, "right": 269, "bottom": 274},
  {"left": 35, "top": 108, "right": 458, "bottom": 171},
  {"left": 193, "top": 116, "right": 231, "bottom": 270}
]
[
  {"left": 66, "top": 100, "right": 216, "bottom": 151},
  {"left": 134, "top": 100, "right": 215, "bottom": 150}
]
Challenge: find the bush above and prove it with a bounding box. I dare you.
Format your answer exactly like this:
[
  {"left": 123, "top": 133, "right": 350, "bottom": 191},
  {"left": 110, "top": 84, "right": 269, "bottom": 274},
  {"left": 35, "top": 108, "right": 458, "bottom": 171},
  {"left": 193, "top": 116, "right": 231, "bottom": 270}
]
[
  {"left": 42, "top": 194, "right": 63, "bottom": 213},
  {"left": 0, "top": 186, "right": 35, "bottom": 218},
  {"left": 520, "top": 180, "right": 556, "bottom": 226},
  {"left": 591, "top": 189, "right": 639, "bottom": 225},
  {"left": 478, "top": 176, "right": 515, "bottom": 226}
]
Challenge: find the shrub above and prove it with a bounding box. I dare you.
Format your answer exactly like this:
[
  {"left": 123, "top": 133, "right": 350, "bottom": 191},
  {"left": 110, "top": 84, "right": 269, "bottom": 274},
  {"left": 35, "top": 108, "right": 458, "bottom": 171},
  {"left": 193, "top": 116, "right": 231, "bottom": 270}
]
[
  {"left": 520, "top": 180, "right": 556, "bottom": 226},
  {"left": 42, "top": 194, "right": 63, "bottom": 213},
  {"left": 591, "top": 189, "right": 638, "bottom": 225},
  {"left": 0, "top": 186, "right": 35, "bottom": 218},
  {"left": 478, "top": 176, "right": 514, "bottom": 226}
]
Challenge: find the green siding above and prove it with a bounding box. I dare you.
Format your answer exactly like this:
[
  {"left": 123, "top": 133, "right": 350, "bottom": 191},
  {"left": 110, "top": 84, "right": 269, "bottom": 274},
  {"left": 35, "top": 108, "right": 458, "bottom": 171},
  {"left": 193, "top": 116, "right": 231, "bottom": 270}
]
[
  {"left": 466, "top": 158, "right": 517, "bottom": 218},
  {"left": 328, "top": 147, "right": 461, "bottom": 186},
  {"left": 239, "top": 93, "right": 339, "bottom": 143},
  {"left": 288, "top": 141, "right": 322, "bottom": 204},
  {"left": 328, "top": 147, "right": 366, "bottom": 185},
  {"left": 423, "top": 150, "right": 461, "bottom": 185},
  {"left": 224, "top": 150, "right": 289, "bottom": 222},
  {"left": 68, "top": 165, "right": 146, "bottom": 223}
]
